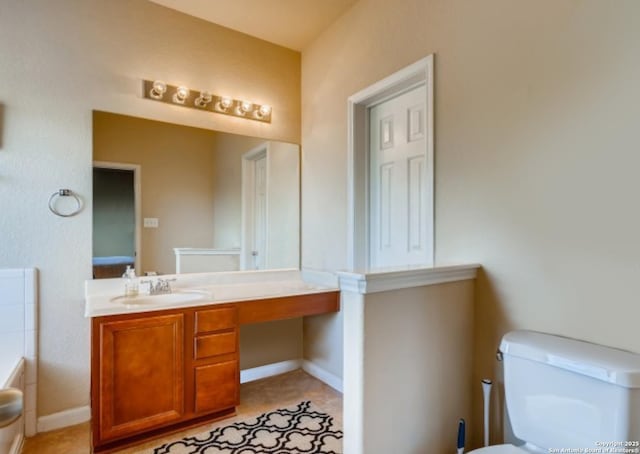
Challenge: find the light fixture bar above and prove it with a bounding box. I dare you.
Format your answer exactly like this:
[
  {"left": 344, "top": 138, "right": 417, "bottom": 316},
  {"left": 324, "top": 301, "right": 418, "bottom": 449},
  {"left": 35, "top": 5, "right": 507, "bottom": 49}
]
[{"left": 141, "top": 79, "right": 272, "bottom": 123}]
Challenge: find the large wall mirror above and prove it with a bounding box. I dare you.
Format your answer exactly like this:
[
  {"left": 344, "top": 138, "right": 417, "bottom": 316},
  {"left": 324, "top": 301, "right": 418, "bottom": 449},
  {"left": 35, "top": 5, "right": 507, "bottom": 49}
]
[{"left": 92, "top": 111, "right": 300, "bottom": 278}]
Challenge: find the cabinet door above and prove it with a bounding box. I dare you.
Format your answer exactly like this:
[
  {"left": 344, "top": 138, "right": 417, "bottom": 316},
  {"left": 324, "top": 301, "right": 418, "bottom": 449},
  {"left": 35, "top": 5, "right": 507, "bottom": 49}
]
[
  {"left": 98, "top": 313, "right": 184, "bottom": 441},
  {"left": 194, "top": 360, "right": 239, "bottom": 414}
]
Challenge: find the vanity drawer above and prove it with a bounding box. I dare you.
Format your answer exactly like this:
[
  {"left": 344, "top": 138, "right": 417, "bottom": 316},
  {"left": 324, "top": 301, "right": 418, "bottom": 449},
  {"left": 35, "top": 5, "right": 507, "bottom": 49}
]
[
  {"left": 194, "top": 331, "right": 236, "bottom": 359},
  {"left": 194, "top": 360, "right": 238, "bottom": 413},
  {"left": 194, "top": 306, "right": 237, "bottom": 334}
]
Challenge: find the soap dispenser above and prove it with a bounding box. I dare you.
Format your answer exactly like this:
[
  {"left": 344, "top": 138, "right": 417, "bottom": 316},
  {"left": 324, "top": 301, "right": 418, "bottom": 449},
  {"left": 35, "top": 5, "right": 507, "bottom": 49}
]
[{"left": 123, "top": 265, "right": 139, "bottom": 297}]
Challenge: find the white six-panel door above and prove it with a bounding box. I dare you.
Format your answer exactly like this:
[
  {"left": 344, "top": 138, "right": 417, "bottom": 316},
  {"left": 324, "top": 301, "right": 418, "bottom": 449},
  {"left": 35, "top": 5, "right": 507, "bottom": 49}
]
[{"left": 369, "top": 84, "right": 429, "bottom": 268}]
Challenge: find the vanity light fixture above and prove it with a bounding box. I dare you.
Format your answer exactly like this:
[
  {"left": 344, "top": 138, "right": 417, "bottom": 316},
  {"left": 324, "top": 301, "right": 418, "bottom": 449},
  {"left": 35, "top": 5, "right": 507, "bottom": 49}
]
[{"left": 141, "top": 79, "right": 272, "bottom": 123}]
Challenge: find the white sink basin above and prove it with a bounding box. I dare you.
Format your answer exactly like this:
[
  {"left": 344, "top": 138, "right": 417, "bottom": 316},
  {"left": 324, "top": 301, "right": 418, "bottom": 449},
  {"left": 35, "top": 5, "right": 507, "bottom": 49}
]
[{"left": 111, "top": 289, "right": 212, "bottom": 306}]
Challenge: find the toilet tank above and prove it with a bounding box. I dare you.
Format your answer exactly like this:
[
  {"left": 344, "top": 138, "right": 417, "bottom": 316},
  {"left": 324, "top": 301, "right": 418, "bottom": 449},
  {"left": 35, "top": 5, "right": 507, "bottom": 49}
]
[{"left": 501, "top": 331, "right": 640, "bottom": 450}]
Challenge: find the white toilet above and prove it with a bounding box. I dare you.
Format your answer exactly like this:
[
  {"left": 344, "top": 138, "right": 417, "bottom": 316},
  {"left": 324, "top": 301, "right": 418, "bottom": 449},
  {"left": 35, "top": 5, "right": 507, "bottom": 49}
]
[{"left": 470, "top": 330, "right": 640, "bottom": 453}]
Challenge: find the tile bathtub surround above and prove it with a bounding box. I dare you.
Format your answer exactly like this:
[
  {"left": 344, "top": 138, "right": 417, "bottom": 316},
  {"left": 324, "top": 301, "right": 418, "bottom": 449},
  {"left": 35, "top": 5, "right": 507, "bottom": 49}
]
[{"left": 0, "top": 268, "right": 38, "bottom": 436}]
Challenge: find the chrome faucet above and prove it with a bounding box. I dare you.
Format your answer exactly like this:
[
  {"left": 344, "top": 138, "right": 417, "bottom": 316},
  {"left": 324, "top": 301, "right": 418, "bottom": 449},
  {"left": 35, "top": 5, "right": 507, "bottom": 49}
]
[{"left": 142, "top": 278, "right": 176, "bottom": 295}]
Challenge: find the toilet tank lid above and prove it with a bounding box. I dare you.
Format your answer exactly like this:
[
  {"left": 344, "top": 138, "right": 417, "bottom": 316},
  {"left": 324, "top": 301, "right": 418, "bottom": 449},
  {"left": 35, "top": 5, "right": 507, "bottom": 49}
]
[{"left": 500, "top": 330, "right": 640, "bottom": 388}]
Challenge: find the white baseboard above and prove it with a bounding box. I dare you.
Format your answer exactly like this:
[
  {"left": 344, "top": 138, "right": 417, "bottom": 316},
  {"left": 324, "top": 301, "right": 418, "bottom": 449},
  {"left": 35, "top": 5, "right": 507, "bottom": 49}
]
[
  {"left": 33, "top": 362, "right": 341, "bottom": 433},
  {"left": 240, "top": 359, "right": 303, "bottom": 384},
  {"left": 302, "top": 360, "right": 343, "bottom": 393},
  {"left": 37, "top": 405, "right": 91, "bottom": 433}
]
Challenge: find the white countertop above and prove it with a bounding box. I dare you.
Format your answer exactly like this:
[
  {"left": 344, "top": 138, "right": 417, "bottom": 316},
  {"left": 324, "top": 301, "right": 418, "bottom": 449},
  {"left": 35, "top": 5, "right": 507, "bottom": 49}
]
[{"left": 85, "top": 269, "right": 339, "bottom": 318}]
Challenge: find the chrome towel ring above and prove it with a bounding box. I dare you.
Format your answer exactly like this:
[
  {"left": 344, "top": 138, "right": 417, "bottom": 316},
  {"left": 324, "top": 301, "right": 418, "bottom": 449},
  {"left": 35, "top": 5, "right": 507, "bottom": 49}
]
[{"left": 48, "top": 189, "right": 82, "bottom": 217}]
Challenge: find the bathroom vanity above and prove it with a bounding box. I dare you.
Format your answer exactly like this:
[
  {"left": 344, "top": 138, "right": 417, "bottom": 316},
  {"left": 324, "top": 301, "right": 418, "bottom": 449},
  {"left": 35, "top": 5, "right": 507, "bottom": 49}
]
[{"left": 85, "top": 271, "right": 339, "bottom": 452}]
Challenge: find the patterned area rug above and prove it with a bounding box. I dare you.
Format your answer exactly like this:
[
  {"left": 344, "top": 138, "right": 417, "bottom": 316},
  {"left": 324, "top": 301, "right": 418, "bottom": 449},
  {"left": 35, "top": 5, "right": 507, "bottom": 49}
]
[{"left": 153, "top": 401, "right": 343, "bottom": 454}]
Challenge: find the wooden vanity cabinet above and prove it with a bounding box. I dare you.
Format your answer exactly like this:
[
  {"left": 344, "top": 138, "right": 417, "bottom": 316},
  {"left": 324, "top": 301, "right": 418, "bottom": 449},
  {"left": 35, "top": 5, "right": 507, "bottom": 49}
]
[
  {"left": 91, "top": 304, "right": 239, "bottom": 452},
  {"left": 90, "top": 291, "right": 339, "bottom": 452}
]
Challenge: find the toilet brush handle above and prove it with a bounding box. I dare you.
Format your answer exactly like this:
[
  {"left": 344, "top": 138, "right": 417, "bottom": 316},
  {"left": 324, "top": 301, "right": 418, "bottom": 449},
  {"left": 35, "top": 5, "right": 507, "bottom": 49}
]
[
  {"left": 482, "top": 379, "right": 493, "bottom": 447},
  {"left": 457, "top": 418, "right": 465, "bottom": 454}
]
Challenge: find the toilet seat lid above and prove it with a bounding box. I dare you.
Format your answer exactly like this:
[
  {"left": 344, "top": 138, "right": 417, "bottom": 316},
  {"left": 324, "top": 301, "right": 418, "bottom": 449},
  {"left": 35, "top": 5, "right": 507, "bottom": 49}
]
[{"left": 468, "top": 444, "right": 530, "bottom": 454}]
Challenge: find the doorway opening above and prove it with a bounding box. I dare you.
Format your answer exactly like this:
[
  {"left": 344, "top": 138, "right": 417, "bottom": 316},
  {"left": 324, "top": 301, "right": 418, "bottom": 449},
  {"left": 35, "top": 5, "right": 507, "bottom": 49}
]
[
  {"left": 92, "top": 162, "right": 141, "bottom": 278},
  {"left": 347, "top": 55, "right": 434, "bottom": 269}
]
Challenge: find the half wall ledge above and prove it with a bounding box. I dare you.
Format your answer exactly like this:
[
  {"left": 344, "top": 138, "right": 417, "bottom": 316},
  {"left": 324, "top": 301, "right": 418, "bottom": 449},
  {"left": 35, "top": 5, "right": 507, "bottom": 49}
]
[{"left": 337, "top": 263, "right": 481, "bottom": 294}]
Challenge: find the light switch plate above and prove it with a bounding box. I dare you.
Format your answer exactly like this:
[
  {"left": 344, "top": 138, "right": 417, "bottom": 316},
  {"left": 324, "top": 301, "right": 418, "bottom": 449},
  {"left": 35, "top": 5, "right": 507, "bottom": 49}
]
[{"left": 143, "top": 218, "right": 159, "bottom": 228}]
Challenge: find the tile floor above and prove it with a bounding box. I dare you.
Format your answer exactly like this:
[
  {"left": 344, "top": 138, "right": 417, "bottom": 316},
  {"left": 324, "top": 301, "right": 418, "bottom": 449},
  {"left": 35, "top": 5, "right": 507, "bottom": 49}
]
[{"left": 23, "top": 369, "right": 342, "bottom": 453}]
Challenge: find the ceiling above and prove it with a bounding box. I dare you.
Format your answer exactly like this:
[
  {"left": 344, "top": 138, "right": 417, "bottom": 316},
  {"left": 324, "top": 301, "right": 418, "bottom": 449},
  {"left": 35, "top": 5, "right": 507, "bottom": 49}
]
[{"left": 148, "top": 0, "right": 358, "bottom": 51}]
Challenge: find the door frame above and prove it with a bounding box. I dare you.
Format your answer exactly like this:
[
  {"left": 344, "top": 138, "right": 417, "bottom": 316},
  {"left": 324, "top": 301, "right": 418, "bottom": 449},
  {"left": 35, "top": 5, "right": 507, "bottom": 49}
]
[
  {"left": 93, "top": 161, "right": 142, "bottom": 274},
  {"left": 347, "top": 55, "right": 434, "bottom": 269},
  {"left": 240, "top": 143, "right": 269, "bottom": 270}
]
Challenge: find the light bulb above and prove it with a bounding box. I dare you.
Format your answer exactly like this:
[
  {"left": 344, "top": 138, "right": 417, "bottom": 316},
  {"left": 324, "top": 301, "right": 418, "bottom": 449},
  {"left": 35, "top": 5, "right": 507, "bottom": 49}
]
[
  {"left": 194, "top": 91, "right": 212, "bottom": 108},
  {"left": 235, "top": 100, "right": 253, "bottom": 116},
  {"left": 173, "top": 86, "right": 189, "bottom": 104},
  {"left": 149, "top": 80, "right": 167, "bottom": 99},
  {"left": 219, "top": 96, "right": 233, "bottom": 111},
  {"left": 258, "top": 104, "right": 271, "bottom": 117}
]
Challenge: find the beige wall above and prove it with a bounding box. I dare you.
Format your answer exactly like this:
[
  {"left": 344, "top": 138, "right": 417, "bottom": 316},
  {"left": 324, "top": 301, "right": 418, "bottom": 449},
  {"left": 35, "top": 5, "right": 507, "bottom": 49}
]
[
  {"left": 301, "top": 0, "right": 640, "bottom": 448},
  {"left": 94, "top": 111, "right": 217, "bottom": 274},
  {"left": 364, "top": 282, "right": 474, "bottom": 453},
  {"left": 342, "top": 280, "right": 474, "bottom": 453},
  {"left": 240, "top": 320, "right": 302, "bottom": 370},
  {"left": 0, "top": 0, "right": 300, "bottom": 417}
]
